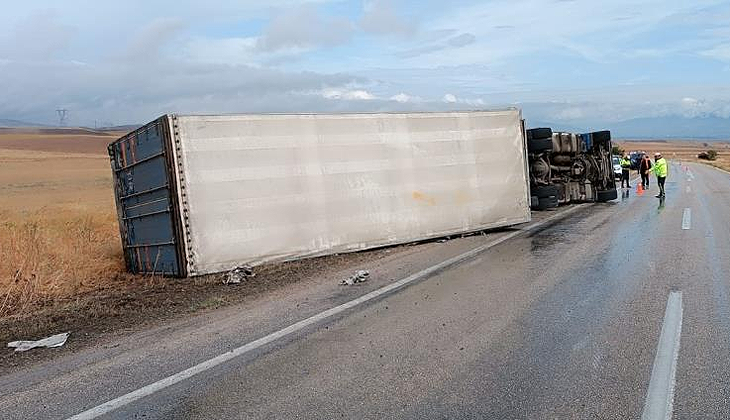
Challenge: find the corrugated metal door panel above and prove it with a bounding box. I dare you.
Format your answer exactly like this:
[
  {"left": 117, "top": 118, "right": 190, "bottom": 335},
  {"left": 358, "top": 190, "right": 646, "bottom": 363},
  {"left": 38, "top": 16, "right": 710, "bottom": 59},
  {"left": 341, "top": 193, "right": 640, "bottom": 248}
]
[{"left": 109, "top": 116, "right": 183, "bottom": 276}]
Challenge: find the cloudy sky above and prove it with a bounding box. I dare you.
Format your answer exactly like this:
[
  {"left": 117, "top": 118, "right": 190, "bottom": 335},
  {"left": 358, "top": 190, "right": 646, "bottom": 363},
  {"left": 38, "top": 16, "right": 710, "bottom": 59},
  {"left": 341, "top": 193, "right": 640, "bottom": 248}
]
[{"left": 1, "top": 0, "right": 729, "bottom": 128}]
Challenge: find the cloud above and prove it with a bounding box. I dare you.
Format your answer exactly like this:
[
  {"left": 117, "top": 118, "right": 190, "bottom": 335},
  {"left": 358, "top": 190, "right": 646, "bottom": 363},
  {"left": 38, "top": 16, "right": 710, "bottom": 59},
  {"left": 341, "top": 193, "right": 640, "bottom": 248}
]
[
  {"left": 256, "top": 4, "right": 354, "bottom": 52},
  {"left": 390, "top": 93, "right": 414, "bottom": 103},
  {"left": 124, "top": 17, "right": 185, "bottom": 60},
  {"left": 397, "top": 32, "right": 476, "bottom": 58},
  {"left": 0, "top": 11, "right": 76, "bottom": 60},
  {"left": 321, "top": 88, "right": 376, "bottom": 100},
  {"left": 442, "top": 94, "right": 457, "bottom": 103},
  {"left": 0, "top": 54, "right": 369, "bottom": 125},
  {"left": 183, "top": 36, "right": 258, "bottom": 65},
  {"left": 2, "top": 0, "right": 729, "bottom": 129},
  {"left": 701, "top": 43, "right": 730, "bottom": 62},
  {"left": 447, "top": 33, "right": 476, "bottom": 47},
  {"left": 360, "top": 0, "right": 417, "bottom": 37}
]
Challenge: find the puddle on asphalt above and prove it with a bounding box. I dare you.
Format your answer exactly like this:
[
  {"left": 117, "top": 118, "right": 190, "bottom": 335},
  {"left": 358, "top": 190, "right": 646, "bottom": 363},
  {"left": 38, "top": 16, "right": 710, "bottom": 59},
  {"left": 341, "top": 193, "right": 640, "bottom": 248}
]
[{"left": 529, "top": 223, "right": 575, "bottom": 253}]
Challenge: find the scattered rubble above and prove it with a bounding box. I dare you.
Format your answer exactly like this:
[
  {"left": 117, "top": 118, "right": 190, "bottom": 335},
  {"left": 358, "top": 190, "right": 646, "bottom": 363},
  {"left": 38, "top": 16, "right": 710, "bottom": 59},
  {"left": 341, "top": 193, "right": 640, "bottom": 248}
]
[
  {"left": 7, "top": 332, "right": 70, "bottom": 353},
  {"left": 340, "top": 270, "right": 370, "bottom": 285},
  {"left": 224, "top": 265, "right": 255, "bottom": 285}
]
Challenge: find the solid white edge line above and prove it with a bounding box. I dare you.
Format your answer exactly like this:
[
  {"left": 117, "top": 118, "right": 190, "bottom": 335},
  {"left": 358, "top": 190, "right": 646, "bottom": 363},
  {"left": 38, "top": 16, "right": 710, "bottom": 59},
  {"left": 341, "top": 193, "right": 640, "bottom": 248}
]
[
  {"left": 705, "top": 164, "right": 730, "bottom": 176},
  {"left": 681, "top": 208, "right": 691, "bottom": 230},
  {"left": 66, "top": 204, "right": 590, "bottom": 420},
  {"left": 641, "top": 291, "right": 683, "bottom": 420}
]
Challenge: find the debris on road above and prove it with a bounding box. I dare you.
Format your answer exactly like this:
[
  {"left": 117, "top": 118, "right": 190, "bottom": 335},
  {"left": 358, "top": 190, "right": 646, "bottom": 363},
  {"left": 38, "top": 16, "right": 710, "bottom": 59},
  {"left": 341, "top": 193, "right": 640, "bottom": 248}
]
[
  {"left": 7, "top": 332, "right": 70, "bottom": 353},
  {"left": 224, "top": 265, "right": 255, "bottom": 285},
  {"left": 340, "top": 270, "right": 370, "bottom": 285}
]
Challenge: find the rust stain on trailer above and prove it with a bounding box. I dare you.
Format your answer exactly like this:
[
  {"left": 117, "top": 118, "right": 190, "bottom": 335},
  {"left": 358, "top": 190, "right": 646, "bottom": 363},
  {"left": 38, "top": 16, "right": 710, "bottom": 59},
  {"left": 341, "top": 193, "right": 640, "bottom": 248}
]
[
  {"left": 412, "top": 191, "right": 436, "bottom": 206},
  {"left": 144, "top": 246, "right": 152, "bottom": 271},
  {"left": 455, "top": 190, "right": 470, "bottom": 205},
  {"left": 135, "top": 248, "right": 142, "bottom": 272},
  {"left": 129, "top": 135, "right": 137, "bottom": 163},
  {"left": 120, "top": 142, "right": 128, "bottom": 167}
]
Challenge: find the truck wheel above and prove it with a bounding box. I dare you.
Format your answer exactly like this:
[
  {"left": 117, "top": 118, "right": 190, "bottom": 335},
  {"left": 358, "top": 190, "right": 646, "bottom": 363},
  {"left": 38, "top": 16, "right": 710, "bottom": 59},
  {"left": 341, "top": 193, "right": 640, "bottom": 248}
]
[
  {"left": 527, "top": 128, "right": 552, "bottom": 140},
  {"left": 528, "top": 137, "right": 553, "bottom": 153},
  {"left": 596, "top": 189, "right": 618, "bottom": 202},
  {"left": 590, "top": 130, "right": 611, "bottom": 143},
  {"left": 533, "top": 185, "right": 558, "bottom": 198},
  {"left": 536, "top": 195, "right": 559, "bottom": 210}
]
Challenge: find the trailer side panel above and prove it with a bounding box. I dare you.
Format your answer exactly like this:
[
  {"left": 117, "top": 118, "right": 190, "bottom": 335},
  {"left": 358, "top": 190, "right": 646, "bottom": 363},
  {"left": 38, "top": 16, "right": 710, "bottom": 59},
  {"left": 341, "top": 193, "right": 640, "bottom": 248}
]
[{"left": 172, "top": 110, "right": 530, "bottom": 275}]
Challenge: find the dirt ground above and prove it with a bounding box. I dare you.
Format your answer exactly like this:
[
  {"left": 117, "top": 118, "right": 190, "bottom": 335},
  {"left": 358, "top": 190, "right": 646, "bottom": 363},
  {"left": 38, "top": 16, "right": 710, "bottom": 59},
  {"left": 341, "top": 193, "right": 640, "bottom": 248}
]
[
  {"left": 617, "top": 140, "right": 730, "bottom": 172},
  {"left": 0, "top": 130, "right": 120, "bottom": 154}
]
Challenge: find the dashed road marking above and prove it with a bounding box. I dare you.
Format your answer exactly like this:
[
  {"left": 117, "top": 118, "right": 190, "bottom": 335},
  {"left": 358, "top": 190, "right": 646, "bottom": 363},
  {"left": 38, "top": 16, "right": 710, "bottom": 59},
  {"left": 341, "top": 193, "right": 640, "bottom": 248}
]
[
  {"left": 641, "top": 291, "right": 683, "bottom": 420},
  {"left": 682, "top": 208, "right": 691, "bottom": 230}
]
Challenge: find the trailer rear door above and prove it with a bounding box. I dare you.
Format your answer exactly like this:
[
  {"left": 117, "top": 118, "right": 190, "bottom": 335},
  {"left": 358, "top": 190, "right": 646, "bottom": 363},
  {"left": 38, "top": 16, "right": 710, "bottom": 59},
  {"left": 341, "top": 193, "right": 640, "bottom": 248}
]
[{"left": 108, "top": 116, "right": 184, "bottom": 276}]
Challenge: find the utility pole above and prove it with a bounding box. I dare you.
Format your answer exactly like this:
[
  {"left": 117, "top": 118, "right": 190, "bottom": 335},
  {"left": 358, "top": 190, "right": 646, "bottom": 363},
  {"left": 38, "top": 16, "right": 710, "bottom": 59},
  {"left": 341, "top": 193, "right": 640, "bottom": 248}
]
[{"left": 56, "top": 109, "right": 68, "bottom": 126}]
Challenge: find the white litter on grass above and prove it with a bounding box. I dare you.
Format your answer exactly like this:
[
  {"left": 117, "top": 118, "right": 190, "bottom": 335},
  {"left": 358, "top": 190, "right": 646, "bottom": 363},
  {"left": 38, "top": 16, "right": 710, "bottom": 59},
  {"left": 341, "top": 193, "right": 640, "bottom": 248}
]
[
  {"left": 340, "top": 270, "right": 370, "bottom": 285},
  {"left": 7, "top": 332, "right": 70, "bottom": 352},
  {"left": 224, "top": 265, "right": 254, "bottom": 284}
]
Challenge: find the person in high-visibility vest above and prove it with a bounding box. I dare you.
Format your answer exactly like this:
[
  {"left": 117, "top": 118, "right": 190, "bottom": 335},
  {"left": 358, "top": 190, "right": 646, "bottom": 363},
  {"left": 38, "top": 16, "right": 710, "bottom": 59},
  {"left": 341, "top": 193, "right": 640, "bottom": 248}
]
[
  {"left": 620, "top": 155, "right": 632, "bottom": 188},
  {"left": 651, "top": 152, "right": 668, "bottom": 198}
]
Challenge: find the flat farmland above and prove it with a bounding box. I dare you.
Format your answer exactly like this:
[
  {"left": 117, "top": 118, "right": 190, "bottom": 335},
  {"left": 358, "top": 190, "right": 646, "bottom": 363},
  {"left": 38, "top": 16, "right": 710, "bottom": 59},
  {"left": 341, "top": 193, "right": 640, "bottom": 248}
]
[
  {"left": 0, "top": 130, "right": 123, "bottom": 318},
  {"left": 617, "top": 139, "right": 730, "bottom": 172}
]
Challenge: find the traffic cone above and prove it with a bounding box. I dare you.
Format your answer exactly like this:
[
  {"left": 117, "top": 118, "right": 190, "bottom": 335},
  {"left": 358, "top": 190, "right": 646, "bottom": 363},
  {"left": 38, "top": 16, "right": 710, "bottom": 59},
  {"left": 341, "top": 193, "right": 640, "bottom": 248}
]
[{"left": 637, "top": 182, "right": 644, "bottom": 195}]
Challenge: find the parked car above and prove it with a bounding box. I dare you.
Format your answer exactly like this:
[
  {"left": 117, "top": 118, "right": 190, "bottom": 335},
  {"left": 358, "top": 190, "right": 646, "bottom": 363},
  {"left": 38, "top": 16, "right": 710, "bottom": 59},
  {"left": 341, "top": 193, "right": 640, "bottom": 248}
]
[{"left": 612, "top": 155, "right": 622, "bottom": 179}]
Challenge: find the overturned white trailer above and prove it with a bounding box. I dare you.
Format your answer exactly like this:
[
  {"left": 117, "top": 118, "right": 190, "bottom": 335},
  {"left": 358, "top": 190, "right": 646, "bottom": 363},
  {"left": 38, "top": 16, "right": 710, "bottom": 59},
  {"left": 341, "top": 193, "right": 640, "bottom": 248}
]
[{"left": 109, "top": 110, "right": 531, "bottom": 277}]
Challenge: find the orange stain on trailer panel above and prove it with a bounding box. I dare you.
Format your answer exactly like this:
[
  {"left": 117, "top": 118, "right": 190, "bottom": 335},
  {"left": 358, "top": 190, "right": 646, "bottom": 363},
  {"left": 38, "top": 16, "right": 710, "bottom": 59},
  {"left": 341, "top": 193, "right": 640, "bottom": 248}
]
[
  {"left": 412, "top": 191, "right": 436, "bottom": 206},
  {"left": 455, "top": 191, "right": 470, "bottom": 205}
]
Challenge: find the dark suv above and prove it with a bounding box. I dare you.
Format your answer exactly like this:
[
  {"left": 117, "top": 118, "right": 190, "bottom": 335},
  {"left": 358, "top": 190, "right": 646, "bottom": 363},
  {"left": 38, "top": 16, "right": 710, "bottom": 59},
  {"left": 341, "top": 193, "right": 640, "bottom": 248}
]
[{"left": 629, "top": 151, "right": 645, "bottom": 170}]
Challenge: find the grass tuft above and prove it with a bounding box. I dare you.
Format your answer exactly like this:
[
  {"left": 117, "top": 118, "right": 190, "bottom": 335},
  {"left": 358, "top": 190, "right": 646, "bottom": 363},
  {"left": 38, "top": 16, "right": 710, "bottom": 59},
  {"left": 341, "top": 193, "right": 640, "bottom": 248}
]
[{"left": 0, "top": 208, "right": 125, "bottom": 317}]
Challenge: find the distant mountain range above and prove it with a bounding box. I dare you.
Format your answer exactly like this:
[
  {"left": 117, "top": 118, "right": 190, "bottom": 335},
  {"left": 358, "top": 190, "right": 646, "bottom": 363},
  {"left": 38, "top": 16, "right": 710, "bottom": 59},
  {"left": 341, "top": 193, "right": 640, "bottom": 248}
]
[
  {"left": 0, "top": 118, "right": 140, "bottom": 133},
  {"left": 528, "top": 115, "right": 730, "bottom": 140},
  {"left": 0, "top": 118, "right": 50, "bottom": 128}
]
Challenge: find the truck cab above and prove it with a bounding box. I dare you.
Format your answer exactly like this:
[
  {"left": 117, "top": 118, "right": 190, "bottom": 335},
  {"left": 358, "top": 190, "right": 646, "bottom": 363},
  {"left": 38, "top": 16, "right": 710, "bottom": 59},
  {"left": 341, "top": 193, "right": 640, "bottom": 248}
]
[{"left": 526, "top": 128, "right": 618, "bottom": 210}]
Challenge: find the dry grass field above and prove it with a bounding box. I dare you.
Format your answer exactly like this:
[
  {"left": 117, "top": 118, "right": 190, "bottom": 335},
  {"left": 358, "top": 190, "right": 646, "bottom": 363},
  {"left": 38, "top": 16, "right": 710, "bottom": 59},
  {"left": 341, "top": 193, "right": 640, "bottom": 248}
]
[
  {"left": 617, "top": 140, "right": 730, "bottom": 172},
  {"left": 0, "top": 131, "right": 125, "bottom": 318}
]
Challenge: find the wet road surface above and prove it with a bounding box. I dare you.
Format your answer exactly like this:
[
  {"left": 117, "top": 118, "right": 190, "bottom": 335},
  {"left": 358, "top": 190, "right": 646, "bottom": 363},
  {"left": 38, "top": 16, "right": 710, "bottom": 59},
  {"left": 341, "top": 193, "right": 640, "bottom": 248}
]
[{"left": 2, "top": 162, "right": 729, "bottom": 419}]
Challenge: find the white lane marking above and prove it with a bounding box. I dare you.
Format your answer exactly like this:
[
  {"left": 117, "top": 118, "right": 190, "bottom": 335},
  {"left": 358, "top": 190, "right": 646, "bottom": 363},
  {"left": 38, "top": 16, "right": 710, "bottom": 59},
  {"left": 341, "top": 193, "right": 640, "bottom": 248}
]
[
  {"left": 641, "top": 291, "right": 683, "bottom": 420},
  {"left": 65, "top": 204, "right": 589, "bottom": 420},
  {"left": 681, "top": 208, "right": 691, "bottom": 230}
]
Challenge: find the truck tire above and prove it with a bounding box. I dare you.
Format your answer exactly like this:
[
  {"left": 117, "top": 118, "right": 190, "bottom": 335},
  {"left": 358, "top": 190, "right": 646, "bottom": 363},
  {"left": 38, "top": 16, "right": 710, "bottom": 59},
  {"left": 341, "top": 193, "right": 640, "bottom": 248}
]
[
  {"left": 528, "top": 137, "right": 553, "bottom": 153},
  {"left": 596, "top": 189, "right": 618, "bottom": 202},
  {"left": 590, "top": 130, "right": 611, "bottom": 143},
  {"left": 527, "top": 128, "right": 552, "bottom": 140},
  {"left": 533, "top": 185, "right": 558, "bottom": 198},
  {"left": 536, "top": 195, "right": 559, "bottom": 210}
]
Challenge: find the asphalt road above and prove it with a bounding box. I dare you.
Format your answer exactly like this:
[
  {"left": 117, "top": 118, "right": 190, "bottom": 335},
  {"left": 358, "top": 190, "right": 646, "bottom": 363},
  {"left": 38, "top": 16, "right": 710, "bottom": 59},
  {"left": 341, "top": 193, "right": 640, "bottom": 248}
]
[{"left": 2, "top": 162, "right": 729, "bottom": 419}]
